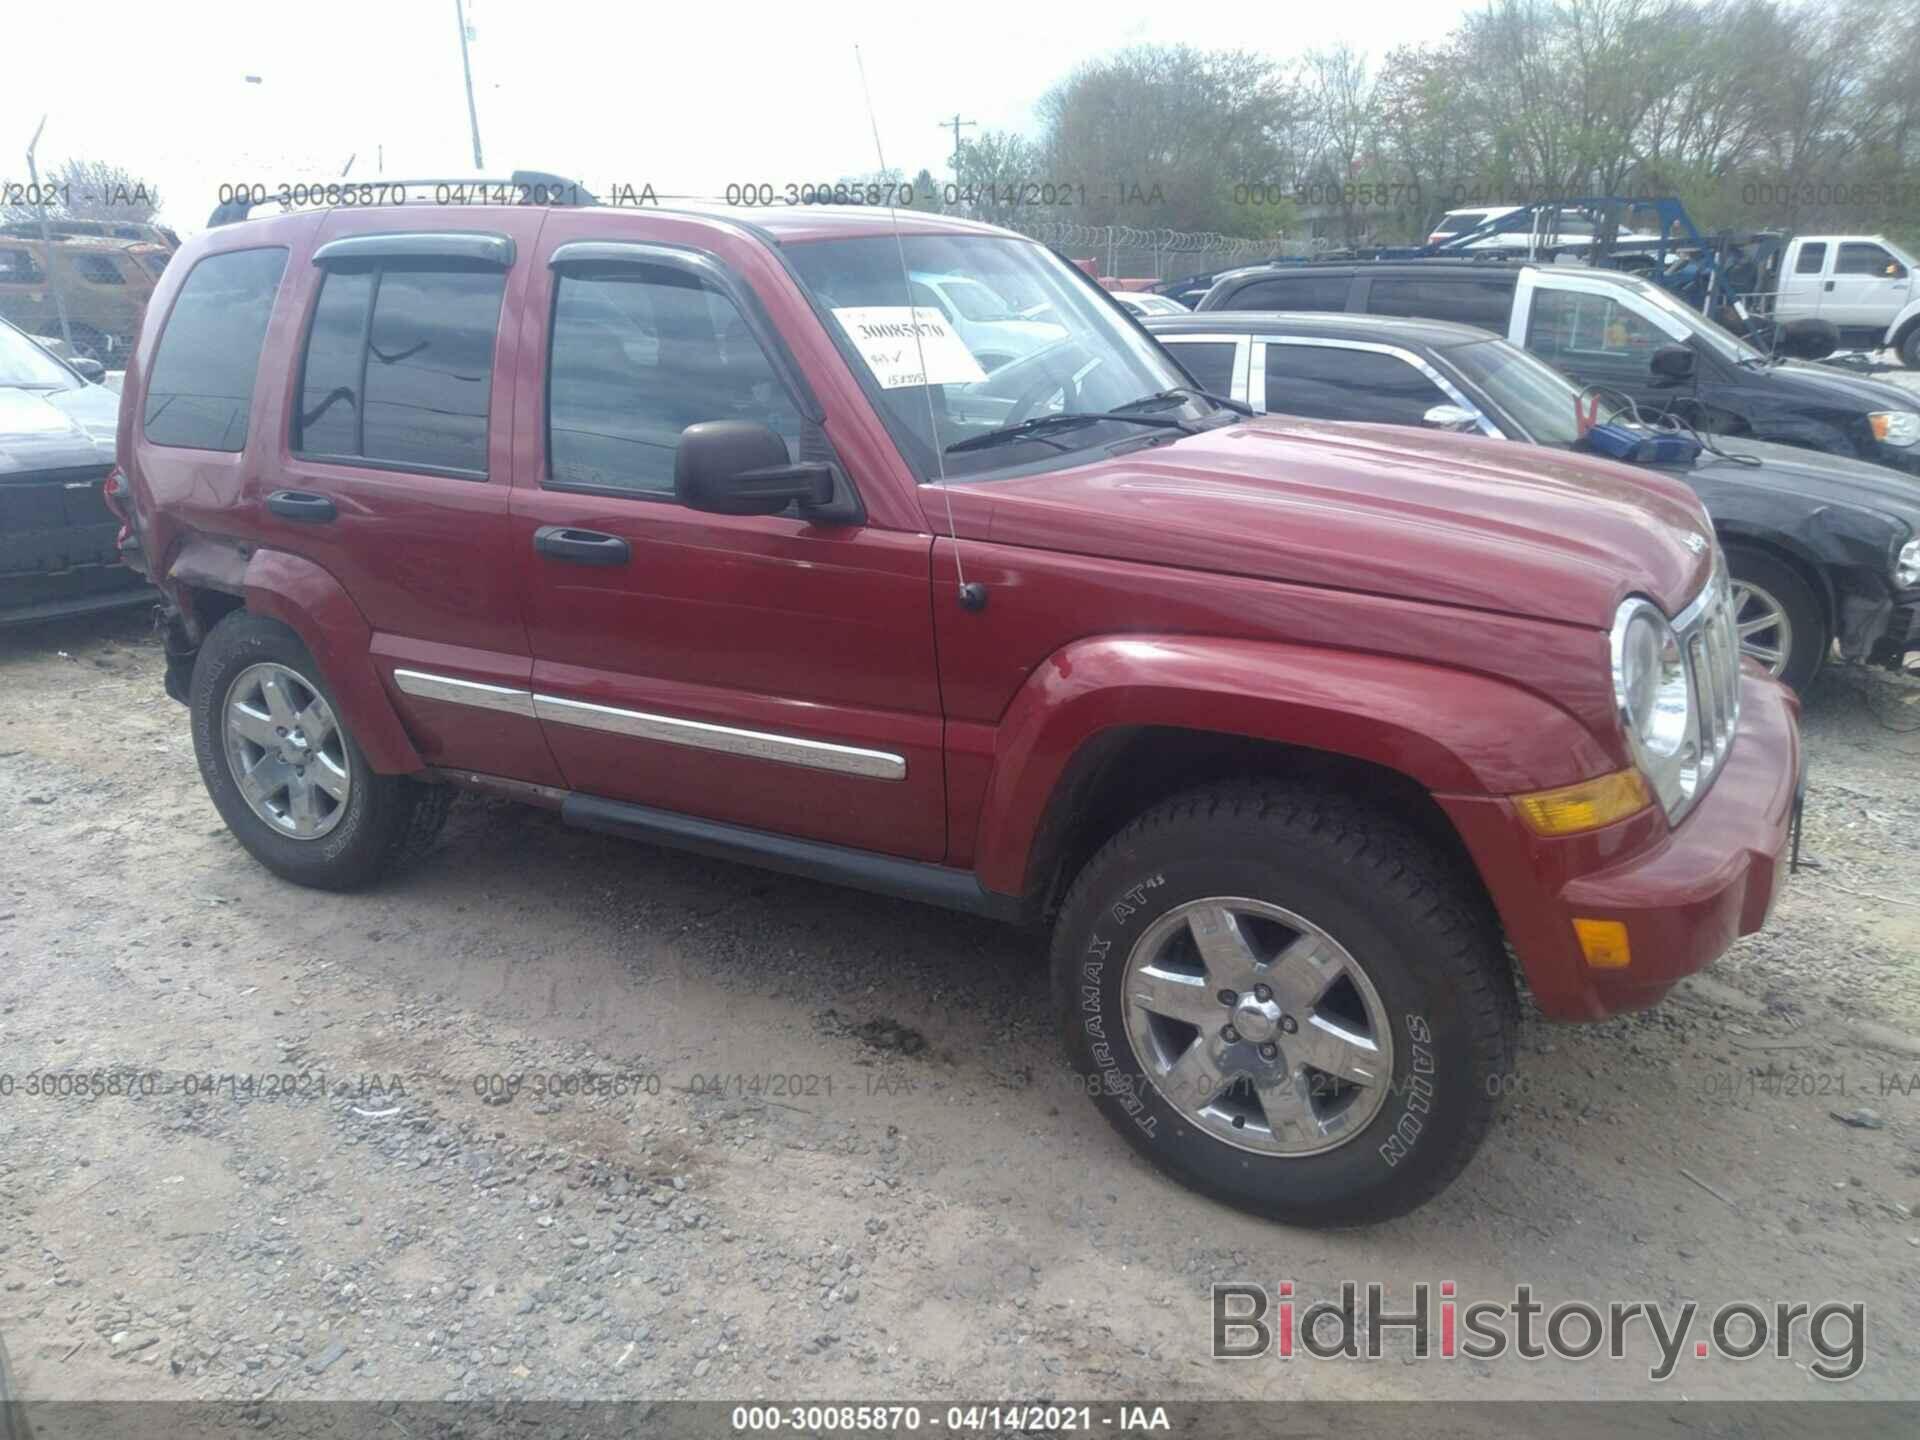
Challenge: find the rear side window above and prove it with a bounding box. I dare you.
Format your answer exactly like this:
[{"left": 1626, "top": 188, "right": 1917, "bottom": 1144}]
[
  {"left": 1262, "top": 344, "right": 1452, "bottom": 425},
  {"left": 293, "top": 262, "right": 506, "bottom": 475},
  {"left": 72, "top": 253, "right": 127, "bottom": 285},
  {"left": 0, "top": 246, "right": 41, "bottom": 283},
  {"left": 144, "top": 247, "right": 288, "bottom": 452},
  {"left": 1794, "top": 242, "right": 1827, "bottom": 274},
  {"left": 1227, "top": 274, "right": 1351, "bottom": 312},
  {"left": 546, "top": 266, "right": 804, "bottom": 498},
  {"left": 1367, "top": 276, "right": 1513, "bottom": 331},
  {"left": 1161, "top": 340, "right": 1237, "bottom": 397}
]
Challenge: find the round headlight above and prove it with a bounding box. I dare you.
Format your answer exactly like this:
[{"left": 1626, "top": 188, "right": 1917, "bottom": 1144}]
[
  {"left": 1899, "top": 537, "right": 1920, "bottom": 590},
  {"left": 1613, "top": 599, "right": 1689, "bottom": 759}
]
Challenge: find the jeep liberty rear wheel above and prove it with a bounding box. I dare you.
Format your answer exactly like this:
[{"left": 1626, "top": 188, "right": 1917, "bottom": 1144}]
[
  {"left": 191, "top": 612, "right": 450, "bottom": 891},
  {"left": 1051, "top": 782, "right": 1516, "bottom": 1226}
]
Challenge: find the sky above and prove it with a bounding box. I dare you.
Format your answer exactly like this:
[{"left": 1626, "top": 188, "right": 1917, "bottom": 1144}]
[{"left": 1, "top": 0, "right": 1475, "bottom": 236}]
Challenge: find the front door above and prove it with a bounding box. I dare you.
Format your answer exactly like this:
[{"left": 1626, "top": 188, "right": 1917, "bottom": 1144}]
[
  {"left": 1515, "top": 273, "right": 1702, "bottom": 424},
  {"left": 509, "top": 228, "right": 947, "bottom": 860}
]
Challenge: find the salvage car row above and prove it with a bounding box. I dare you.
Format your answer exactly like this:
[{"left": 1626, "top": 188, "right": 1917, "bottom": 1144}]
[{"left": 12, "top": 187, "right": 1915, "bottom": 1230}]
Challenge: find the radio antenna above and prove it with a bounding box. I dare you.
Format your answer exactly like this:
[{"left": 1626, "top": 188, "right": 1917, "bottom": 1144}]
[{"left": 852, "top": 45, "right": 985, "bottom": 612}]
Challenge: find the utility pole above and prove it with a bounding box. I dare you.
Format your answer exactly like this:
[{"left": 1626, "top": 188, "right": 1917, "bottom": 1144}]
[
  {"left": 24, "top": 115, "right": 74, "bottom": 354},
  {"left": 455, "top": 0, "right": 485, "bottom": 170},
  {"left": 939, "top": 113, "right": 976, "bottom": 188}
]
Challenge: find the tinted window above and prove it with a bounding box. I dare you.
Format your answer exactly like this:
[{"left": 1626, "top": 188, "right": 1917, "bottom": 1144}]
[
  {"left": 291, "top": 261, "right": 504, "bottom": 475},
  {"left": 1228, "top": 274, "right": 1351, "bottom": 312},
  {"left": 547, "top": 267, "right": 804, "bottom": 498},
  {"left": 1794, "top": 242, "right": 1827, "bottom": 275},
  {"left": 1162, "top": 340, "right": 1236, "bottom": 396},
  {"left": 1836, "top": 242, "right": 1900, "bottom": 276},
  {"left": 72, "top": 253, "right": 126, "bottom": 284},
  {"left": 144, "top": 247, "right": 288, "bottom": 452},
  {"left": 294, "top": 268, "right": 373, "bottom": 459},
  {"left": 1263, "top": 344, "right": 1452, "bottom": 424},
  {"left": 0, "top": 246, "right": 44, "bottom": 283},
  {"left": 1433, "top": 210, "right": 1498, "bottom": 236},
  {"left": 1367, "top": 276, "right": 1512, "bottom": 331},
  {"left": 1525, "top": 287, "right": 1669, "bottom": 365}
]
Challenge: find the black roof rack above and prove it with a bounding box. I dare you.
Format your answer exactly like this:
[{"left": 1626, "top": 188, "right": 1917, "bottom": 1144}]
[{"left": 207, "top": 170, "right": 596, "bottom": 229}]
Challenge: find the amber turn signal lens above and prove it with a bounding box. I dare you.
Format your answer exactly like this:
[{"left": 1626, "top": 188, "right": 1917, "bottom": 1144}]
[
  {"left": 1513, "top": 769, "right": 1653, "bottom": 836},
  {"left": 1573, "top": 918, "right": 1632, "bottom": 969}
]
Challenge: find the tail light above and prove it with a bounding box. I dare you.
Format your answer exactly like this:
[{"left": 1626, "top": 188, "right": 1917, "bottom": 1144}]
[{"left": 102, "top": 465, "right": 131, "bottom": 522}]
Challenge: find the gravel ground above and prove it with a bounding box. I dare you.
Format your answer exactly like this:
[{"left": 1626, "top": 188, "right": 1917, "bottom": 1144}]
[{"left": 2, "top": 608, "right": 1918, "bottom": 1406}]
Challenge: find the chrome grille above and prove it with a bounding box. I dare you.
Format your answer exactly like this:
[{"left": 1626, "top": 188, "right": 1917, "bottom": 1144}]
[{"left": 1676, "top": 568, "right": 1741, "bottom": 809}]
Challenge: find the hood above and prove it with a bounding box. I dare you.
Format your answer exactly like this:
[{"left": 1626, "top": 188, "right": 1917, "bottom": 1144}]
[
  {"left": 1684, "top": 435, "right": 1920, "bottom": 523},
  {"left": 0, "top": 385, "right": 119, "bottom": 477},
  {"left": 1769, "top": 359, "right": 1920, "bottom": 412},
  {"left": 974, "top": 418, "right": 1714, "bottom": 628}
]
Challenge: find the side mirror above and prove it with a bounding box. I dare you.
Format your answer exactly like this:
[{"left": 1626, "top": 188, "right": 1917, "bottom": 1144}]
[
  {"left": 1421, "top": 403, "right": 1481, "bottom": 433},
  {"left": 68, "top": 356, "right": 107, "bottom": 384},
  {"left": 675, "top": 420, "right": 834, "bottom": 517},
  {"left": 1650, "top": 344, "right": 1696, "bottom": 382},
  {"left": 1772, "top": 317, "right": 1838, "bottom": 362}
]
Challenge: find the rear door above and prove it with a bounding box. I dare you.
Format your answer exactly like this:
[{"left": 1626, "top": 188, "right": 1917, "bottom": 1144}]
[
  {"left": 248, "top": 212, "right": 561, "bottom": 785},
  {"left": 1772, "top": 240, "right": 1828, "bottom": 322},
  {"left": 508, "top": 220, "right": 947, "bottom": 860},
  {"left": 1512, "top": 271, "right": 1694, "bottom": 412}
]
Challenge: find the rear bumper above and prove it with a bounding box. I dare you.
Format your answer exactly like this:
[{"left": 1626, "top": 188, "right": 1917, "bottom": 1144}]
[{"left": 1441, "top": 671, "right": 1802, "bottom": 1020}]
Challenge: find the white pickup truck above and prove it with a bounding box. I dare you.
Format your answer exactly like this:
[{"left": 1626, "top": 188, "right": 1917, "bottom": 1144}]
[{"left": 1769, "top": 234, "right": 1920, "bottom": 366}]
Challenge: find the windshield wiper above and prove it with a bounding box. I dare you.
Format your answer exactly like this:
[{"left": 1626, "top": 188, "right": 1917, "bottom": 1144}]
[
  {"left": 944, "top": 410, "right": 1198, "bottom": 455},
  {"left": 1118, "top": 385, "right": 1254, "bottom": 418}
]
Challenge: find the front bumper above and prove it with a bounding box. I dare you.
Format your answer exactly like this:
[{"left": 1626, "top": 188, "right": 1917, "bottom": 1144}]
[{"left": 1441, "top": 670, "right": 1802, "bottom": 1020}]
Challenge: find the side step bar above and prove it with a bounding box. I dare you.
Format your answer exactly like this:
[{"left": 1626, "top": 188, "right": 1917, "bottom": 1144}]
[{"left": 559, "top": 792, "right": 1032, "bottom": 925}]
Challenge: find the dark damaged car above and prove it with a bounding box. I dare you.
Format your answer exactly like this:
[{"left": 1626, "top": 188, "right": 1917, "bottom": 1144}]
[
  {"left": 0, "top": 317, "right": 151, "bottom": 625},
  {"left": 1147, "top": 310, "right": 1920, "bottom": 692}
]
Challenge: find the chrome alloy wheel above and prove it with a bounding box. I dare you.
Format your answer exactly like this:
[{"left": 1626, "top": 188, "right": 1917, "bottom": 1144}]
[
  {"left": 223, "top": 662, "right": 352, "bottom": 839},
  {"left": 1730, "top": 578, "right": 1792, "bottom": 677},
  {"left": 1122, "top": 898, "right": 1394, "bottom": 1156}
]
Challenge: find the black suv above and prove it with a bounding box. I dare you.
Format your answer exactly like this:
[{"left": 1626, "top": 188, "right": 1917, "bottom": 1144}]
[
  {"left": 1196, "top": 261, "right": 1920, "bottom": 477},
  {"left": 1147, "top": 310, "right": 1920, "bottom": 692}
]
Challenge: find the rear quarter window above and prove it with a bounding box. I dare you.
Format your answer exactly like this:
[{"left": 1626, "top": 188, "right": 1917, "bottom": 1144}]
[{"left": 143, "top": 247, "right": 289, "bottom": 452}]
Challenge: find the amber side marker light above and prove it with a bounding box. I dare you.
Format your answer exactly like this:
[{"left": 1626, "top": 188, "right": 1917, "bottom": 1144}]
[
  {"left": 1512, "top": 769, "right": 1653, "bottom": 836},
  {"left": 1573, "top": 918, "right": 1632, "bottom": 969}
]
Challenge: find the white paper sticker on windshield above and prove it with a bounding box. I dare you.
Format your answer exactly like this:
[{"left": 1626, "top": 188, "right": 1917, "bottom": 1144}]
[{"left": 831, "top": 307, "right": 988, "bottom": 389}]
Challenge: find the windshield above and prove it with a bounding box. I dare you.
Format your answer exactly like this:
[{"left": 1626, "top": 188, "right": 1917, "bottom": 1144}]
[
  {"left": 786, "top": 234, "right": 1203, "bottom": 479},
  {"left": 1627, "top": 277, "right": 1766, "bottom": 364},
  {"left": 937, "top": 277, "right": 1016, "bottom": 322},
  {"left": 0, "top": 320, "right": 80, "bottom": 389},
  {"left": 1445, "top": 337, "right": 1626, "bottom": 446}
]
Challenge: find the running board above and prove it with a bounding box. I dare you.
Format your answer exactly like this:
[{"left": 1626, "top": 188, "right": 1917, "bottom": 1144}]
[{"left": 560, "top": 793, "right": 1032, "bottom": 924}]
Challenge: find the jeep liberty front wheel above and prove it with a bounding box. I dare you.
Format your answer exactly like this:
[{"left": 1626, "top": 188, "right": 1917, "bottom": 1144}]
[
  {"left": 1052, "top": 782, "right": 1516, "bottom": 1226},
  {"left": 191, "top": 612, "right": 450, "bottom": 891}
]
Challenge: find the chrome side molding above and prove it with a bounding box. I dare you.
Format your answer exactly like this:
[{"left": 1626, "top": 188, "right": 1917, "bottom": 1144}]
[{"left": 390, "top": 669, "right": 906, "bottom": 781}]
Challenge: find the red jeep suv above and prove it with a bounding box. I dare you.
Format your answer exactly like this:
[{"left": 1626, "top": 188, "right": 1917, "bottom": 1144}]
[{"left": 115, "top": 186, "right": 1803, "bottom": 1225}]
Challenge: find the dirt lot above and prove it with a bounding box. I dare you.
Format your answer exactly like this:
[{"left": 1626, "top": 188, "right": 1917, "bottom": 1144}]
[{"left": 2, "top": 608, "right": 1919, "bottom": 1406}]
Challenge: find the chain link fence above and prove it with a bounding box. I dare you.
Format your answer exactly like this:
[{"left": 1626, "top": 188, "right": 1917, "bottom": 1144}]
[{"left": 0, "top": 213, "right": 175, "bottom": 374}]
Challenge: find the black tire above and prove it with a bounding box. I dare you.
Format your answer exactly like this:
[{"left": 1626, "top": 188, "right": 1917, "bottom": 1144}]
[
  {"left": 1051, "top": 781, "right": 1516, "bottom": 1227},
  {"left": 190, "top": 611, "right": 451, "bottom": 891},
  {"left": 1899, "top": 324, "right": 1920, "bottom": 371},
  {"left": 1723, "top": 544, "right": 1826, "bottom": 693}
]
